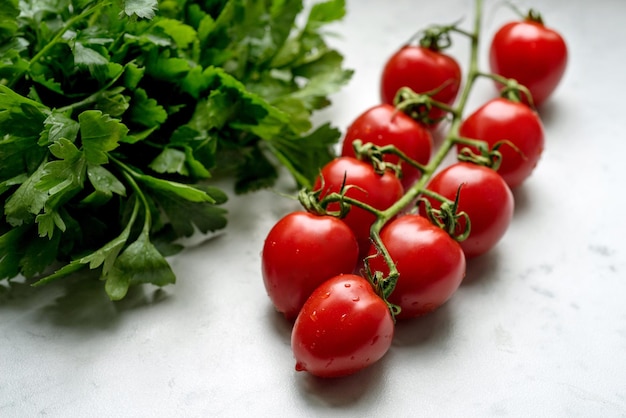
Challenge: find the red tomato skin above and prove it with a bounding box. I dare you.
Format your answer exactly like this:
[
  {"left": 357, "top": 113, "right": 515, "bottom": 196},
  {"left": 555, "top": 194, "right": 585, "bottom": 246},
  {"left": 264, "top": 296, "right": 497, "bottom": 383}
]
[
  {"left": 380, "top": 45, "right": 462, "bottom": 125},
  {"left": 424, "top": 162, "right": 514, "bottom": 258},
  {"left": 262, "top": 212, "right": 359, "bottom": 320},
  {"left": 489, "top": 20, "right": 568, "bottom": 106},
  {"left": 367, "top": 215, "right": 466, "bottom": 319},
  {"left": 341, "top": 104, "right": 433, "bottom": 189},
  {"left": 458, "top": 98, "right": 545, "bottom": 189},
  {"left": 291, "top": 274, "right": 394, "bottom": 378},
  {"left": 314, "top": 157, "right": 404, "bottom": 255}
]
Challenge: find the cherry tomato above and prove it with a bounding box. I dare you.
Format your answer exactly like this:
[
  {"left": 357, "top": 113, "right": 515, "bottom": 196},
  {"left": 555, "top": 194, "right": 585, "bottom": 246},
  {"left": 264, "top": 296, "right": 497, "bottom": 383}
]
[
  {"left": 314, "top": 157, "right": 404, "bottom": 256},
  {"left": 380, "top": 45, "right": 462, "bottom": 126},
  {"left": 291, "top": 274, "right": 394, "bottom": 378},
  {"left": 458, "top": 98, "right": 545, "bottom": 189},
  {"left": 367, "top": 214, "right": 466, "bottom": 319},
  {"left": 341, "top": 104, "right": 433, "bottom": 189},
  {"left": 262, "top": 211, "right": 359, "bottom": 320},
  {"left": 423, "top": 162, "right": 514, "bottom": 258},
  {"left": 489, "top": 16, "right": 568, "bottom": 106}
]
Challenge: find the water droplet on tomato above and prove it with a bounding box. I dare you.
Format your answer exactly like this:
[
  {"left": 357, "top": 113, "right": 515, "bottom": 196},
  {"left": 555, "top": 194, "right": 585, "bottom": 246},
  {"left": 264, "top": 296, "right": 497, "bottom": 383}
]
[
  {"left": 340, "top": 313, "right": 348, "bottom": 322},
  {"left": 344, "top": 283, "right": 351, "bottom": 288},
  {"left": 321, "top": 292, "right": 331, "bottom": 299},
  {"left": 309, "top": 310, "right": 318, "bottom": 322},
  {"left": 352, "top": 296, "right": 360, "bottom": 302},
  {"left": 295, "top": 362, "right": 306, "bottom": 372}
]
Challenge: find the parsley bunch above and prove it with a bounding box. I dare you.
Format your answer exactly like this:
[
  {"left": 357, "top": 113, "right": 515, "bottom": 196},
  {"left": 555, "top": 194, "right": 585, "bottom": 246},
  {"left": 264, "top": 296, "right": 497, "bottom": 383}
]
[{"left": 0, "top": 0, "right": 352, "bottom": 299}]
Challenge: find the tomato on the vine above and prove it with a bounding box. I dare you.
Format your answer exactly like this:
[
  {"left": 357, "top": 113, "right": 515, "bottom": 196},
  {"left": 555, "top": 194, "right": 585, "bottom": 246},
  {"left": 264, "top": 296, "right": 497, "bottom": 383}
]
[
  {"left": 422, "top": 162, "right": 514, "bottom": 258},
  {"left": 314, "top": 156, "right": 404, "bottom": 255},
  {"left": 262, "top": 212, "right": 359, "bottom": 320},
  {"left": 458, "top": 97, "right": 545, "bottom": 189},
  {"left": 291, "top": 274, "right": 394, "bottom": 378},
  {"left": 367, "top": 214, "right": 466, "bottom": 319},
  {"left": 380, "top": 45, "right": 462, "bottom": 126},
  {"left": 489, "top": 13, "right": 568, "bottom": 106},
  {"left": 341, "top": 104, "right": 433, "bottom": 189}
]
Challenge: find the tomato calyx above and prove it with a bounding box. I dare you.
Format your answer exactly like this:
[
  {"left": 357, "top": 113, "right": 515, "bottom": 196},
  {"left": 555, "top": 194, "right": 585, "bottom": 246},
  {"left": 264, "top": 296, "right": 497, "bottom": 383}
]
[
  {"left": 394, "top": 86, "right": 458, "bottom": 126},
  {"left": 298, "top": 172, "right": 390, "bottom": 221},
  {"left": 477, "top": 72, "right": 535, "bottom": 107},
  {"left": 506, "top": 2, "right": 544, "bottom": 25},
  {"left": 409, "top": 20, "right": 473, "bottom": 51},
  {"left": 455, "top": 136, "right": 503, "bottom": 170},
  {"left": 455, "top": 134, "right": 529, "bottom": 173},
  {"left": 525, "top": 9, "right": 544, "bottom": 25},
  {"left": 362, "top": 222, "right": 403, "bottom": 320},
  {"left": 363, "top": 254, "right": 402, "bottom": 319},
  {"left": 419, "top": 186, "right": 471, "bottom": 242},
  {"left": 297, "top": 180, "right": 352, "bottom": 219},
  {"left": 350, "top": 139, "right": 404, "bottom": 178},
  {"left": 351, "top": 139, "right": 426, "bottom": 180}
]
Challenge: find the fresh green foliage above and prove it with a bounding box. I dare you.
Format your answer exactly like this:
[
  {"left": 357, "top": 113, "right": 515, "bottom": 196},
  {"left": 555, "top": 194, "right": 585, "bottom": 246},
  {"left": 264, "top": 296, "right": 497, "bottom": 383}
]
[{"left": 0, "top": 0, "right": 351, "bottom": 299}]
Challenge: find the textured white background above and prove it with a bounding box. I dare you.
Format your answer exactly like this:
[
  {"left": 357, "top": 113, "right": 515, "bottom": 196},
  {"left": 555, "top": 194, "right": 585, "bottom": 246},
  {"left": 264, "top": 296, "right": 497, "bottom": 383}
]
[{"left": 2, "top": 0, "right": 626, "bottom": 416}]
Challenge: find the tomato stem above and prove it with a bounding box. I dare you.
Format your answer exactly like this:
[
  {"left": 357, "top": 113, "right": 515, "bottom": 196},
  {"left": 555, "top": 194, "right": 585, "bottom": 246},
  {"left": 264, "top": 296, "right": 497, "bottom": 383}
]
[
  {"left": 318, "top": 191, "right": 386, "bottom": 218},
  {"left": 352, "top": 139, "right": 428, "bottom": 174},
  {"left": 454, "top": 136, "right": 503, "bottom": 170},
  {"left": 394, "top": 85, "right": 460, "bottom": 122},
  {"left": 381, "top": 0, "right": 483, "bottom": 215},
  {"left": 476, "top": 71, "right": 535, "bottom": 106},
  {"left": 367, "top": 0, "right": 485, "bottom": 306}
]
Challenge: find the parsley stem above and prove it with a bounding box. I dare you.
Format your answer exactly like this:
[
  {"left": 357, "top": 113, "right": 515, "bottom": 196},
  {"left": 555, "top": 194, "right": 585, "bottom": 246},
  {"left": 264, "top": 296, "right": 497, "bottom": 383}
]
[{"left": 110, "top": 155, "right": 152, "bottom": 235}]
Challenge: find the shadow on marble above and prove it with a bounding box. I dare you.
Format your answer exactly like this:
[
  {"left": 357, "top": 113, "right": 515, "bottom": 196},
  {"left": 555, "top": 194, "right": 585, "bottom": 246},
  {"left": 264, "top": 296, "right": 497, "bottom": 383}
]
[
  {"left": 0, "top": 272, "right": 170, "bottom": 330},
  {"left": 295, "top": 349, "right": 390, "bottom": 408},
  {"left": 461, "top": 247, "right": 502, "bottom": 287}
]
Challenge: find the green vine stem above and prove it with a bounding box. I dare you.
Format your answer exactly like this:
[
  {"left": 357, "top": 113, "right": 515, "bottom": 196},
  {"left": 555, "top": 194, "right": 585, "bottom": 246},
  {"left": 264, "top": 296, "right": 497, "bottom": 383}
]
[{"left": 362, "top": 0, "right": 484, "bottom": 304}]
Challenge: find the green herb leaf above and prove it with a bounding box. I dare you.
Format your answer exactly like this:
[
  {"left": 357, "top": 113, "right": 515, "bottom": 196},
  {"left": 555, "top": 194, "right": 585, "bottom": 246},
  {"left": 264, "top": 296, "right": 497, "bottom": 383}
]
[
  {"left": 0, "top": 0, "right": 19, "bottom": 44},
  {"left": 0, "top": 0, "right": 351, "bottom": 300},
  {"left": 0, "top": 226, "right": 27, "bottom": 280},
  {"left": 154, "top": 189, "right": 227, "bottom": 238},
  {"left": 39, "top": 112, "right": 80, "bottom": 145},
  {"left": 128, "top": 88, "right": 168, "bottom": 127},
  {"left": 79, "top": 110, "right": 128, "bottom": 165},
  {"left": 122, "top": 0, "right": 158, "bottom": 19},
  {"left": 106, "top": 230, "right": 176, "bottom": 300}
]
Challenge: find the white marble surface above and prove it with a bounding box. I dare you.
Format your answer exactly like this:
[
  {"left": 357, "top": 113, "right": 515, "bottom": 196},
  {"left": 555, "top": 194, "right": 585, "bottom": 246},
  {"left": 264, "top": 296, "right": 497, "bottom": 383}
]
[{"left": 2, "top": 0, "right": 626, "bottom": 416}]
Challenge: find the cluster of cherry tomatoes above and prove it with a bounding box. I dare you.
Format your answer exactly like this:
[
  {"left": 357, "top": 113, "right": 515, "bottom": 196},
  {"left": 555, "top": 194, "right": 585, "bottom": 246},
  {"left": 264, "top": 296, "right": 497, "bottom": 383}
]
[{"left": 261, "top": 2, "right": 567, "bottom": 379}]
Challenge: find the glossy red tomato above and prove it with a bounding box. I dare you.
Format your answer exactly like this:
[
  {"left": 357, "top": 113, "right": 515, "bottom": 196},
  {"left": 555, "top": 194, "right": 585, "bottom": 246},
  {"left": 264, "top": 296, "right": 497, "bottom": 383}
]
[
  {"left": 291, "top": 274, "right": 394, "bottom": 378},
  {"left": 423, "top": 162, "right": 514, "bottom": 258},
  {"left": 262, "top": 212, "right": 359, "bottom": 320},
  {"left": 367, "top": 214, "right": 466, "bottom": 319},
  {"left": 489, "top": 17, "right": 568, "bottom": 106},
  {"left": 341, "top": 104, "right": 433, "bottom": 189},
  {"left": 458, "top": 98, "right": 545, "bottom": 189},
  {"left": 380, "top": 45, "right": 462, "bottom": 126},
  {"left": 314, "top": 157, "right": 404, "bottom": 255}
]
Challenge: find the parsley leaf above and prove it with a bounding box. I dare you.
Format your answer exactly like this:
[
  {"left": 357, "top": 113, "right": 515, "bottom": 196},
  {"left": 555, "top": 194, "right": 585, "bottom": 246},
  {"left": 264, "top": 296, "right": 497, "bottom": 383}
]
[{"left": 0, "top": 0, "right": 351, "bottom": 300}]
